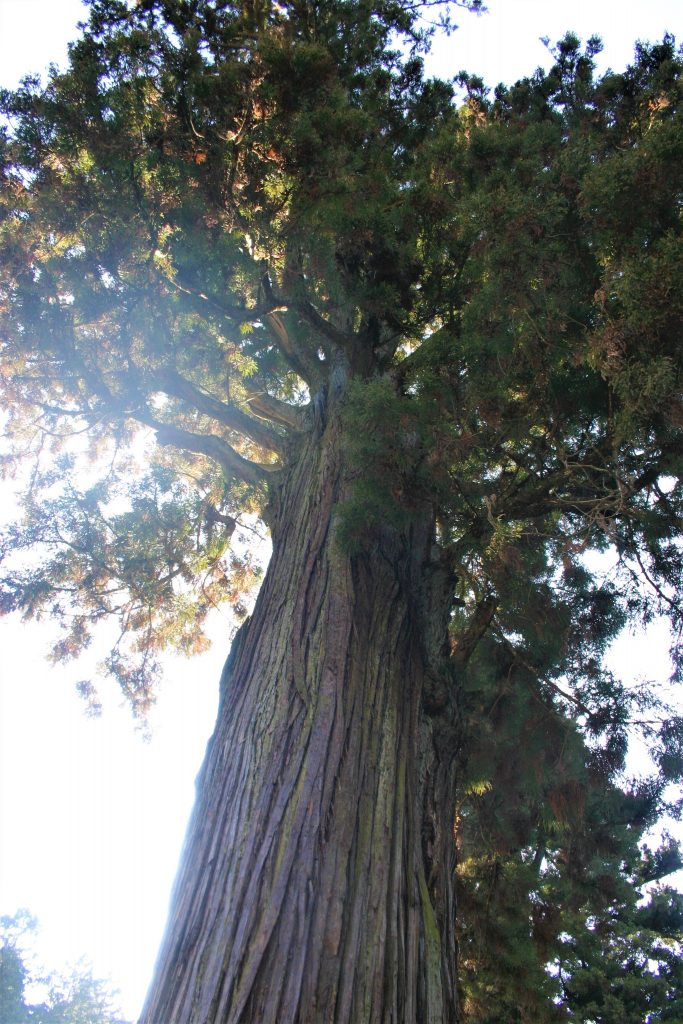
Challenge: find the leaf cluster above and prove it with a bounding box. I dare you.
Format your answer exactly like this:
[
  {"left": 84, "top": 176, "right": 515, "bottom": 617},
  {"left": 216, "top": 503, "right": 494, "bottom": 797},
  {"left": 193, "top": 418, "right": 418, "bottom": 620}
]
[{"left": 0, "top": 911, "right": 129, "bottom": 1024}]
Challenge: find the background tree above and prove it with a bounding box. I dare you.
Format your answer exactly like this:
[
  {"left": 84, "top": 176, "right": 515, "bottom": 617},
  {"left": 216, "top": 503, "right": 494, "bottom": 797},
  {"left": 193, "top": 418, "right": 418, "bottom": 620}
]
[
  {"left": 0, "top": 2, "right": 681, "bottom": 1021},
  {"left": 0, "top": 910, "right": 129, "bottom": 1024}
]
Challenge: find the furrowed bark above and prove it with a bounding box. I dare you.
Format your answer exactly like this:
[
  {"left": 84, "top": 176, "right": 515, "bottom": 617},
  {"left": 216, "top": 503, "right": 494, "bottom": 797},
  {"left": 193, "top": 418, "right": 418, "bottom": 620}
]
[{"left": 140, "top": 397, "right": 461, "bottom": 1024}]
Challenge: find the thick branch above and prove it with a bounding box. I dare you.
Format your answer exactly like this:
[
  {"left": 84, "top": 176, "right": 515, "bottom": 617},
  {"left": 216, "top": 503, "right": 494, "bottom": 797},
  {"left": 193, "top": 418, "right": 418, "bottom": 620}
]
[
  {"left": 157, "top": 368, "right": 287, "bottom": 455},
  {"left": 392, "top": 325, "right": 453, "bottom": 383},
  {"left": 142, "top": 415, "right": 273, "bottom": 487},
  {"left": 451, "top": 594, "right": 497, "bottom": 668},
  {"left": 155, "top": 271, "right": 256, "bottom": 325},
  {"left": 260, "top": 275, "right": 326, "bottom": 384},
  {"left": 296, "top": 298, "right": 351, "bottom": 350},
  {"left": 264, "top": 309, "right": 323, "bottom": 385},
  {"left": 245, "top": 390, "right": 308, "bottom": 431}
]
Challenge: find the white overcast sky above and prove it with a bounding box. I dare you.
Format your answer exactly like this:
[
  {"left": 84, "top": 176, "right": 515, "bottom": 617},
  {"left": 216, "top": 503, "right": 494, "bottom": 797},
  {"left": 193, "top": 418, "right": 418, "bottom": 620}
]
[{"left": 0, "top": 1, "right": 681, "bottom": 1020}]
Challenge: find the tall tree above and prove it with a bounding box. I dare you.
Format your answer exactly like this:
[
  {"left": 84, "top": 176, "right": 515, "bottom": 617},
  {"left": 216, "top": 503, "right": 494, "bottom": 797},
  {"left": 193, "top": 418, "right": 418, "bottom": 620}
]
[{"left": 1, "top": 3, "right": 681, "bottom": 1021}]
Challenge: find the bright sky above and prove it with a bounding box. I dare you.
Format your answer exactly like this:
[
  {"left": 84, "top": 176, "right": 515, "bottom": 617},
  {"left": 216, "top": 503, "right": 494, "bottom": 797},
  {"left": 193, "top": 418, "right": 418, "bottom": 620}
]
[{"left": 0, "top": 1, "right": 681, "bottom": 1020}]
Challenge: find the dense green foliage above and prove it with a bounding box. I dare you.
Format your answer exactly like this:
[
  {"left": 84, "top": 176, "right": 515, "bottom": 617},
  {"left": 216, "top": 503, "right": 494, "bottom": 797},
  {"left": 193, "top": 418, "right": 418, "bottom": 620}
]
[
  {"left": 0, "top": 911, "right": 128, "bottom": 1024},
  {"left": 0, "top": 2, "right": 682, "bottom": 1019}
]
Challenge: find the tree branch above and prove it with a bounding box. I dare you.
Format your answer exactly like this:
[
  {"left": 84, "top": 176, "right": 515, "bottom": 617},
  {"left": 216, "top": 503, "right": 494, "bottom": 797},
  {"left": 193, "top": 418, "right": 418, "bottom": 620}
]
[
  {"left": 140, "top": 414, "right": 274, "bottom": 488},
  {"left": 245, "top": 390, "right": 308, "bottom": 431},
  {"left": 259, "top": 274, "right": 326, "bottom": 384},
  {"left": 451, "top": 594, "right": 497, "bottom": 668},
  {"left": 263, "top": 309, "right": 323, "bottom": 385},
  {"left": 498, "top": 633, "right": 594, "bottom": 719},
  {"left": 154, "top": 270, "right": 256, "bottom": 325},
  {"left": 157, "top": 368, "right": 288, "bottom": 455},
  {"left": 295, "top": 298, "right": 351, "bottom": 350},
  {"left": 392, "top": 325, "right": 453, "bottom": 383}
]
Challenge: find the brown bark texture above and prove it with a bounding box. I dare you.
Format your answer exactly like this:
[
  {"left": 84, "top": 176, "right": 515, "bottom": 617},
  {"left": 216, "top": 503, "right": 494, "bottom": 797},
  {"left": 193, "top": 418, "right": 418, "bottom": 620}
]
[{"left": 139, "top": 407, "right": 460, "bottom": 1024}]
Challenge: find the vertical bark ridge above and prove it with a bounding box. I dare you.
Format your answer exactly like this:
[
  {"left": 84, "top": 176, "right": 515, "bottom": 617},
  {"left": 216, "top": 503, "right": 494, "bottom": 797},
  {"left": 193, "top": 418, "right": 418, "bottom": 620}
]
[{"left": 140, "top": 414, "right": 460, "bottom": 1024}]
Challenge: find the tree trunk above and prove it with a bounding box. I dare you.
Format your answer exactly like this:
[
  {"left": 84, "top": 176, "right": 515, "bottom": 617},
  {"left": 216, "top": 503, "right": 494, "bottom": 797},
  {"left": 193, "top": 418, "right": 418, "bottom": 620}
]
[{"left": 139, "top": 403, "right": 461, "bottom": 1023}]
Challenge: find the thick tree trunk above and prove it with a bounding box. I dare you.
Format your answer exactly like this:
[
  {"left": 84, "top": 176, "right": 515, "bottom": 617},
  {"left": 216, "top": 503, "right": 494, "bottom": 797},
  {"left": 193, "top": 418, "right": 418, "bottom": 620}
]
[{"left": 140, "top": 406, "right": 460, "bottom": 1023}]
